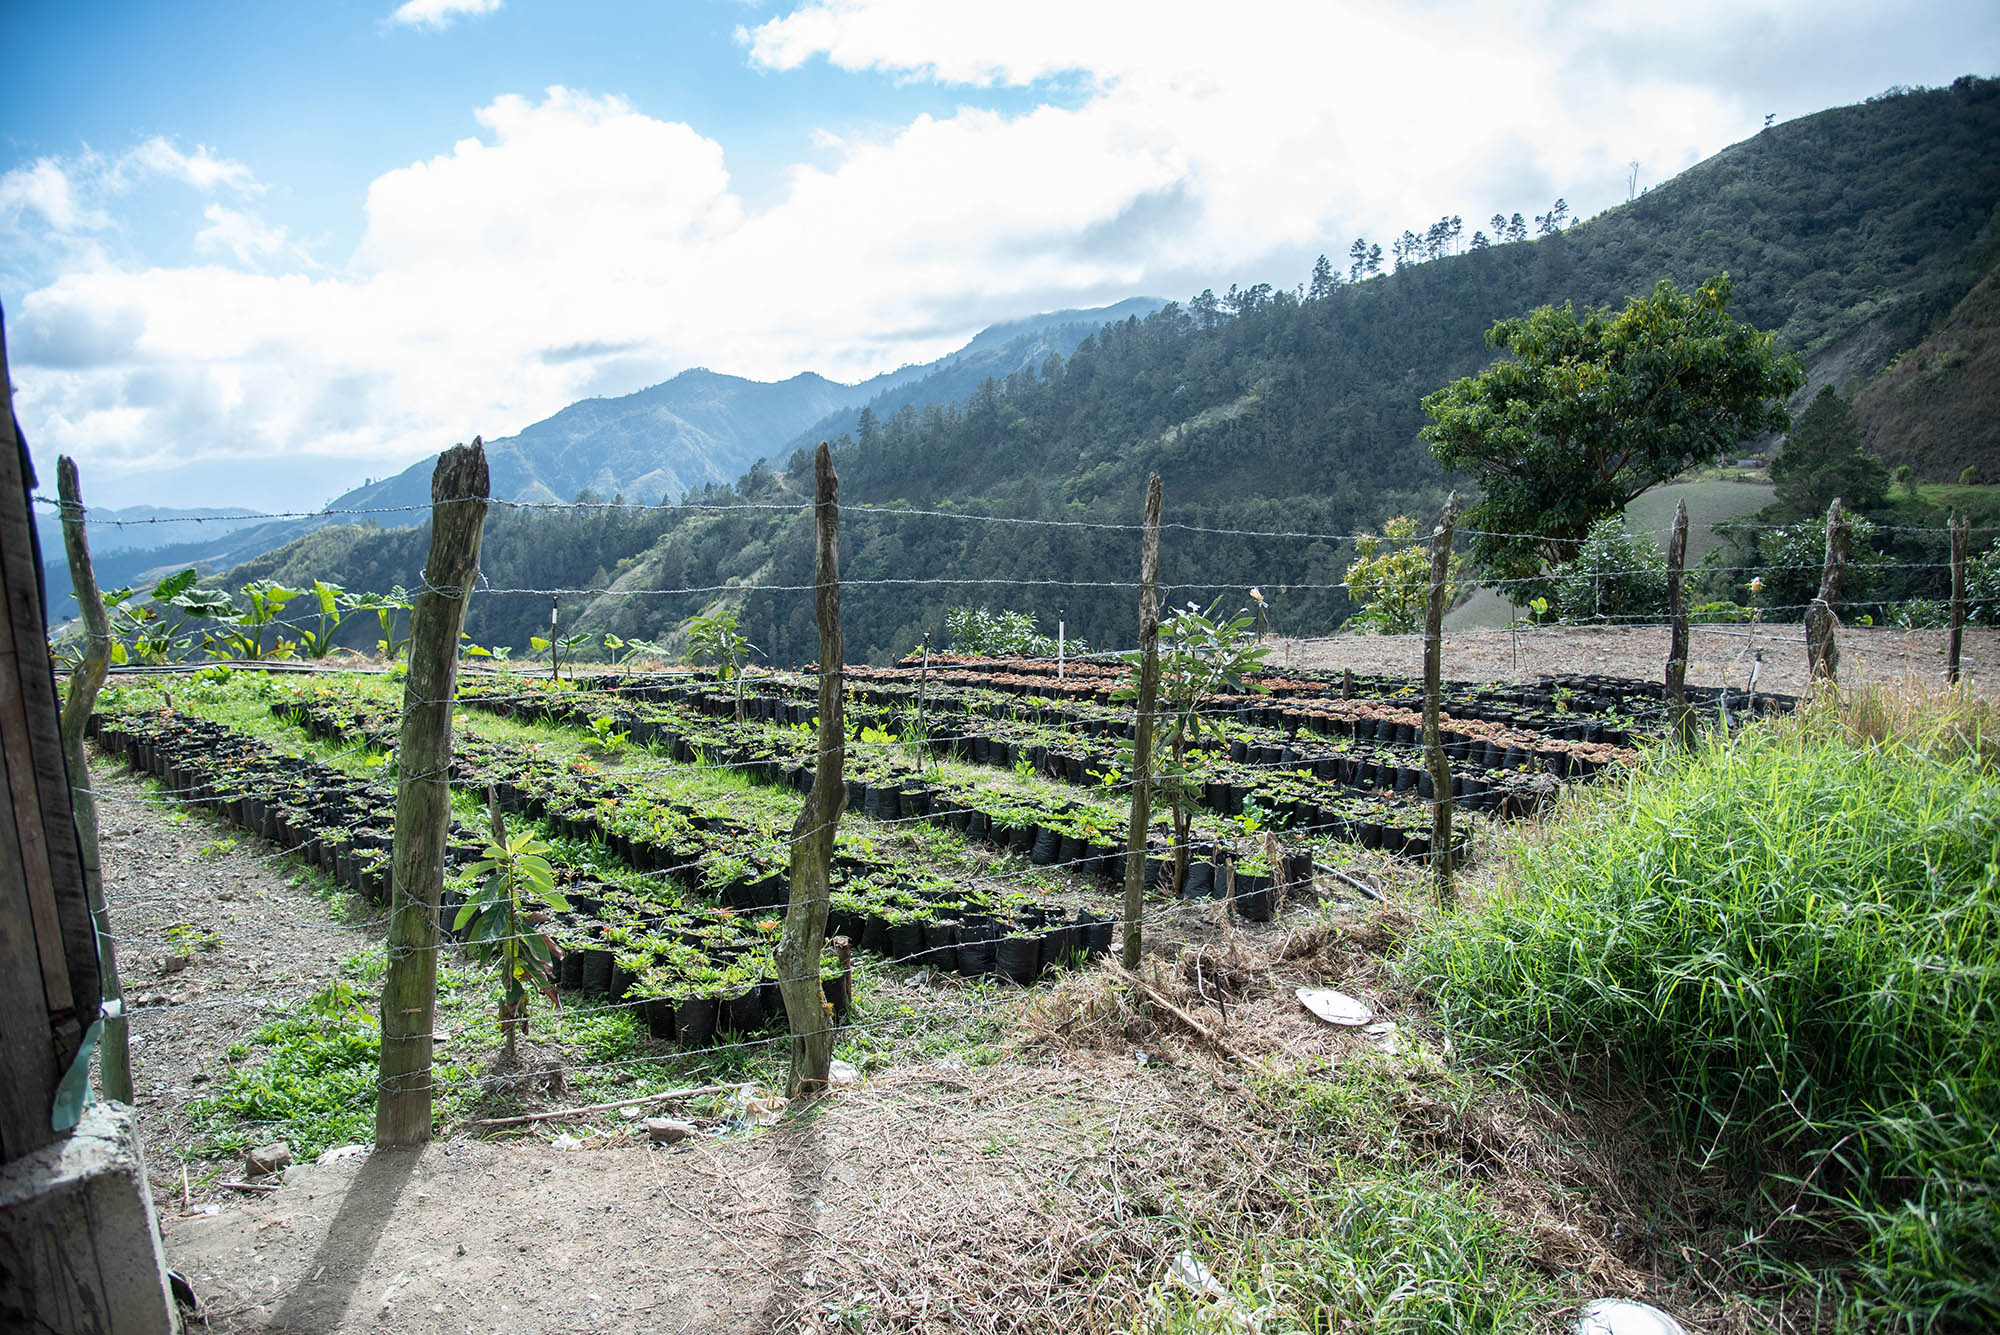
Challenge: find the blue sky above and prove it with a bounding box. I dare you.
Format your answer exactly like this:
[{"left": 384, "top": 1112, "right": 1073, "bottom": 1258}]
[{"left": 4, "top": 0, "right": 1997, "bottom": 510}]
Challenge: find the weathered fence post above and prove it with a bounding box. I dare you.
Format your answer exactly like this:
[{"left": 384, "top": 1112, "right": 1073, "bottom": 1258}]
[
  {"left": 1948, "top": 510, "right": 1969, "bottom": 685},
  {"left": 376, "top": 439, "right": 489, "bottom": 1147},
  {"left": 916, "top": 635, "right": 929, "bottom": 774},
  {"left": 1804, "top": 497, "right": 1848, "bottom": 685},
  {"left": 55, "top": 457, "right": 131, "bottom": 1104},
  {"left": 1664, "top": 498, "right": 1693, "bottom": 749},
  {"left": 776, "top": 443, "right": 845, "bottom": 1097},
  {"left": 1424, "top": 491, "right": 1459, "bottom": 909},
  {"left": 1122, "top": 476, "right": 1163, "bottom": 970}
]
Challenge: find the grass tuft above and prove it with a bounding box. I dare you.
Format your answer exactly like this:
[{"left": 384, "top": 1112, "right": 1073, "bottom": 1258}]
[{"left": 1412, "top": 686, "right": 2000, "bottom": 1329}]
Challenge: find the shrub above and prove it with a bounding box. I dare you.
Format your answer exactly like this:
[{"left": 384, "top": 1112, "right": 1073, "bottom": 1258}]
[
  {"left": 1343, "top": 516, "right": 1464, "bottom": 634},
  {"left": 1889, "top": 598, "right": 1950, "bottom": 628},
  {"left": 1969, "top": 538, "right": 2000, "bottom": 626},
  {"left": 942, "top": 606, "right": 1084, "bottom": 657},
  {"left": 1752, "top": 513, "right": 1884, "bottom": 618},
  {"left": 1553, "top": 516, "right": 1667, "bottom": 623},
  {"left": 1413, "top": 692, "right": 2000, "bottom": 1329},
  {"left": 1689, "top": 599, "right": 1754, "bottom": 624}
]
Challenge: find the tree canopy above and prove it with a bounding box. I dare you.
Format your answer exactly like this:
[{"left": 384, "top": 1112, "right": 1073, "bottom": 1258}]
[
  {"left": 1770, "top": 386, "right": 1889, "bottom": 513},
  {"left": 1420, "top": 274, "right": 1804, "bottom": 583}
]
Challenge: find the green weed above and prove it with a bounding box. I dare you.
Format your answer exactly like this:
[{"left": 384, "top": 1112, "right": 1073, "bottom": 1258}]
[{"left": 1412, "top": 701, "right": 2000, "bottom": 1330}]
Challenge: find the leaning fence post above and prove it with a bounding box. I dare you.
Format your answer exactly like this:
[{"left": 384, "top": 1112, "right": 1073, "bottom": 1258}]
[
  {"left": 1664, "top": 499, "right": 1693, "bottom": 748},
  {"left": 776, "top": 442, "right": 845, "bottom": 1097},
  {"left": 376, "top": 439, "right": 489, "bottom": 1147},
  {"left": 1424, "top": 491, "right": 1459, "bottom": 909},
  {"left": 55, "top": 457, "right": 132, "bottom": 1105},
  {"left": 1122, "top": 476, "right": 1164, "bottom": 969},
  {"left": 1948, "top": 511, "right": 1969, "bottom": 685},
  {"left": 1805, "top": 497, "right": 1848, "bottom": 686}
]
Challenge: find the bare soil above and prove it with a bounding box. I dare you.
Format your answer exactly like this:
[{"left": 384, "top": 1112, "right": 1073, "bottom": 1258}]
[
  {"left": 1279, "top": 622, "right": 1998, "bottom": 698},
  {"left": 96, "top": 761, "right": 385, "bottom": 1202}
]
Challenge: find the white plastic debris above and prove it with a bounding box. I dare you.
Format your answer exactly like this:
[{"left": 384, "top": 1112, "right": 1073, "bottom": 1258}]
[
  {"left": 1572, "top": 1298, "right": 1688, "bottom": 1335},
  {"left": 1167, "top": 1251, "right": 1229, "bottom": 1299},
  {"left": 731, "top": 1086, "right": 788, "bottom": 1127},
  {"left": 1363, "top": 1021, "right": 1402, "bottom": 1054},
  {"left": 1295, "top": 988, "right": 1373, "bottom": 1026},
  {"left": 1164, "top": 1251, "right": 1260, "bottom": 1331}
]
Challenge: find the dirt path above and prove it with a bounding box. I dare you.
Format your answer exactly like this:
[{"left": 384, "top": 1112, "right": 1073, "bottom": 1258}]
[
  {"left": 1280, "top": 623, "right": 1997, "bottom": 698},
  {"left": 94, "top": 761, "right": 384, "bottom": 1203},
  {"left": 162, "top": 1060, "right": 1205, "bottom": 1334}
]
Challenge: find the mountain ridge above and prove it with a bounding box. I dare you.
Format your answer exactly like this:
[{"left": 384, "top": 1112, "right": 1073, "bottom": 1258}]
[
  {"left": 170, "top": 297, "right": 1167, "bottom": 573},
  {"left": 200, "top": 78, "right": 2000, "bottom": 663}
]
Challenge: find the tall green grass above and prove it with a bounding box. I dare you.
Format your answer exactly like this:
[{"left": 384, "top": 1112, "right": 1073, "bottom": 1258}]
[{"left": 1414, "top": 694, "right": 2000, "bottom": 1329}]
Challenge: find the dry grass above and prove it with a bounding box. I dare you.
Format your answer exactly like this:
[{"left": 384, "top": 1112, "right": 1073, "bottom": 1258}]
[{"left": 1802, "top": 675, "right": 2000, "bottom": 767}]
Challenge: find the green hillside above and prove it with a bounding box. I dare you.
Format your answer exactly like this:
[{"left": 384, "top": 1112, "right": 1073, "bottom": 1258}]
[
  {"left": 1854, "top": 252, "right": 2000, "bottom": 481},
  {"left": 228, "top": 79, "right": 2000, "bottom": 663}
]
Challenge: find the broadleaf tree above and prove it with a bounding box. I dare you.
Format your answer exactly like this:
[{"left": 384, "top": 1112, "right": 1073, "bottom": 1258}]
[{"left": 1419, "top": 274, "right": 1804, "bottom": 588}]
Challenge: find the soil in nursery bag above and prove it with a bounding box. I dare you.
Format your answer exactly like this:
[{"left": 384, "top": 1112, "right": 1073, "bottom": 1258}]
[
  {"left": 674, "top": 996, "right": 719, "bottom": 1048},
  {"left": 722, "top": 985, "right": 763, "bottom": 1034},
  {"left": 1030, "top": 827, "right": 1061, "bottom": 865},
  {"left": 888, "top": 921, "right": 925, "bottom": 961},
  {"left": 645, "top": 999, "right": 677, "bottom": 1040},
  {"left": 1182, "top": 860, "right": 1214, "bottom": 899},
  {"left": 1233, "top": 874, "right": 1275, "bottom": 923},
  {"left": 956, "top": 920, "right": 999, "bottom": 976},
  {"left": 995, "top": 932, "right": 1042, "bottom": 984}
]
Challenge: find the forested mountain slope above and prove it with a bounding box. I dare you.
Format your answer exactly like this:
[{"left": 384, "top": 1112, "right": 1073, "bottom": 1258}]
[
  {"left": 1854, "top": 252, "right": 2000, "bottom": 482},
  {"left": 229, "top": 78, "right": 2000, "bottom": 663}
]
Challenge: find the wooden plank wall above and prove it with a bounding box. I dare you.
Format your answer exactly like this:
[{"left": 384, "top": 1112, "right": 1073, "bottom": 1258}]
[{"left": 0, "top": 307, "right": 101, "bottom": 1164}]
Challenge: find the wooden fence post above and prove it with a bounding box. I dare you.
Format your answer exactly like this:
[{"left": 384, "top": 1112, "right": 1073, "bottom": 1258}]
[
  {"left": 376, "top": 440, "right": 489, "bottom": 1147},
  {"left": 1664, "top": 498, "right": 1693, "bottom": 749},
  {"left": 1805, "top": 497, "right": 1848, "bottom": 685},
  {"left": 1948, "top": 511, "right": 1969, "bottom": 685},
  {"left": 776, "top": 443, "right": 845, "bottom": 1098},
  {"left": 54, "top": 457, "right": 131, "bottom": 1105},
  {"left": 1122, "top": 476, "right": 1163, "bottom": 970},
  {"left": 1424, "top": 491, "right": 1459, "bottom": 909}
]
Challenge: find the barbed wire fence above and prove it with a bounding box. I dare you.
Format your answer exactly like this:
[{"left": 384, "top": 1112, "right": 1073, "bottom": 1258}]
[{"left": 53, "top": 458, "right": 1990, "bottom": 1159}]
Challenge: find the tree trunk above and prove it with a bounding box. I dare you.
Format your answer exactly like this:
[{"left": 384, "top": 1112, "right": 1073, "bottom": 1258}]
[
  {"left": 1122, "top": 476, "right": 1163, "bottom": 969},
  {"left": 1424, "top": 492, "right": 1459, "bottom": 909},
  {"left": 55, "top": 457, "right": 130, "bottom": 1104},
  {"left": 777, "top": 443, "right": 845, "bottom": 1098},
  {"left": 376, "top": 440, "right": 489, "bottom": 1147}
]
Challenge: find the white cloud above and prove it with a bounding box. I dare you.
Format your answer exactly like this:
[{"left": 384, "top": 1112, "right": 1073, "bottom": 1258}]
[
  {"left": 3, "top": 138, "right": 260, "bottom": 247},
  {"left": 119, "top": 137, "right": 262, "bottom": 195},
  {"left": 8, "top": 0, "right": 1980, "bottom": 508},
  {"left": 194, "top": 204, "right": 291, "bottom": 264},
  {"left": 387, "top": 0, "right": 503, "bottom": 30},
  {"left": 0, "top": 158, "right": 109, "bottom": 233}
]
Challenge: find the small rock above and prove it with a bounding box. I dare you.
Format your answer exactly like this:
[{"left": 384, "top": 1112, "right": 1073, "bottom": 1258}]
[
  {"left": 245, "top": 1142, "right": 292, "bottom": 1177},
  {"left": 827, "top": 1059, "right": 860, "bottom": 1087},
  {"left": 644, "top": 1118, "right": 697, "bottom": 1144},
  {"left": 315, "top": 1145, "right": 369, "bottom": 1166},
  {"left": 160, "top": 955, "right": 189, "bottom": 976}
]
